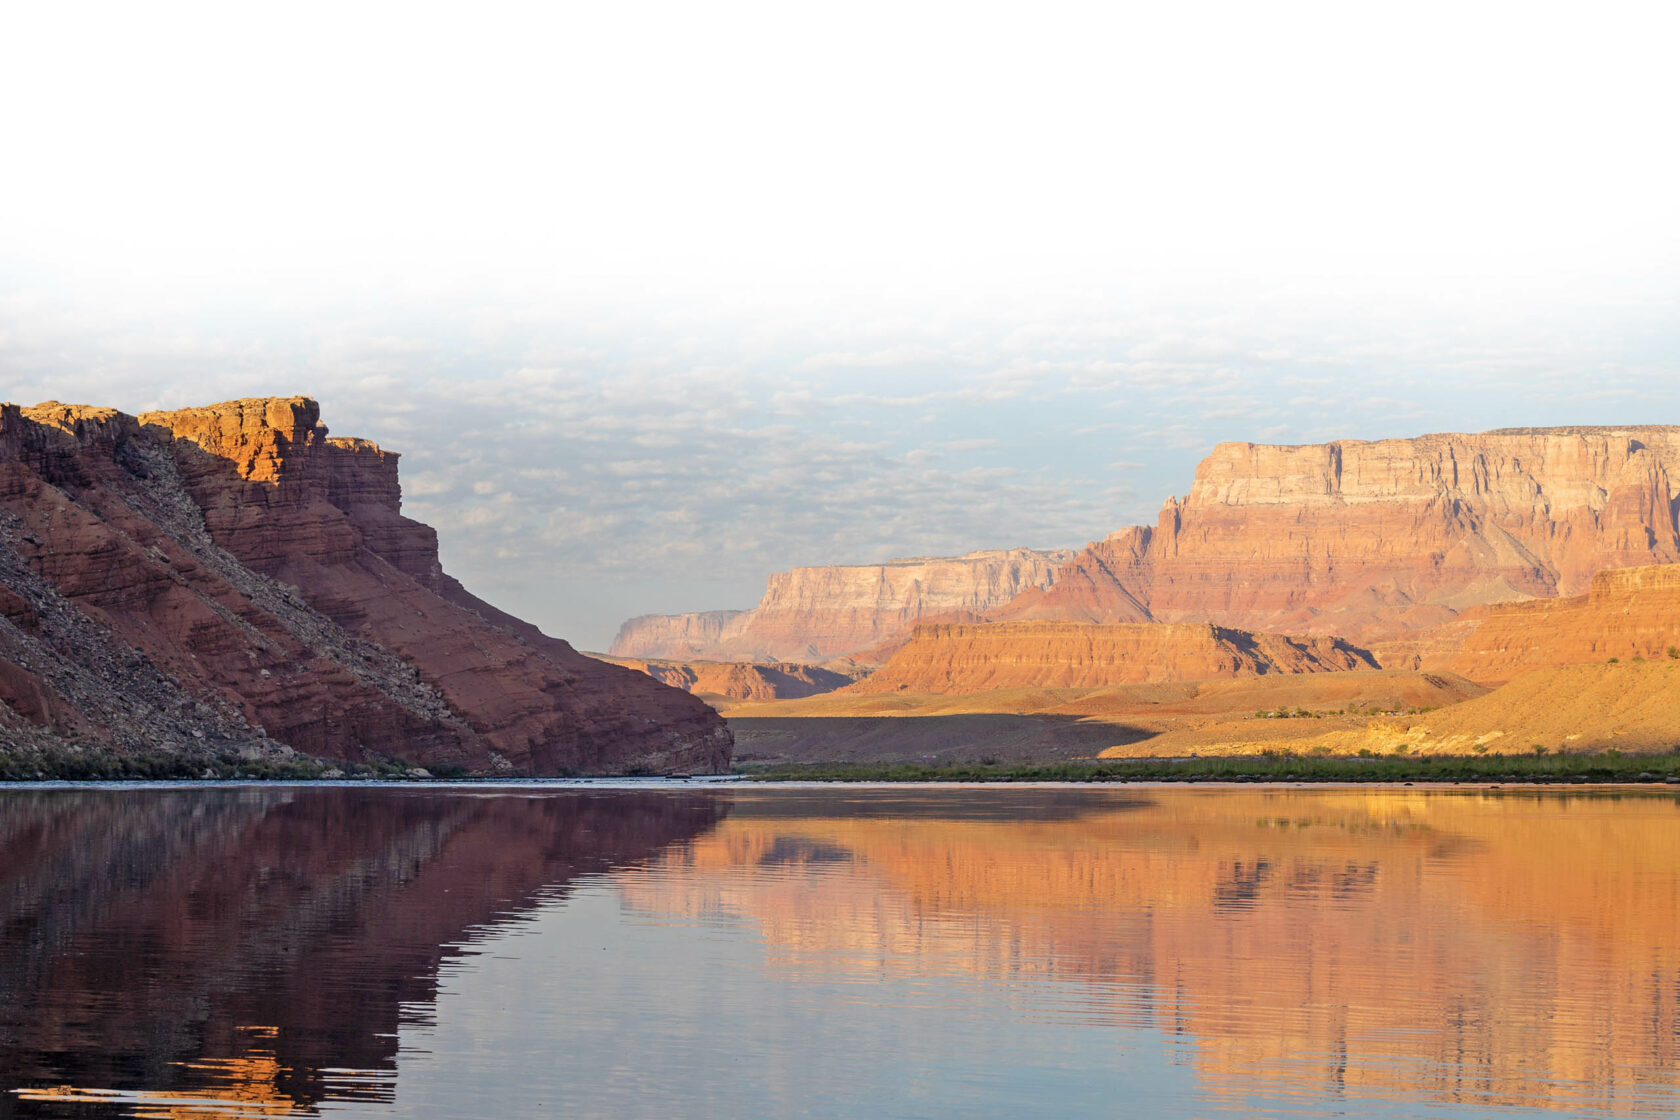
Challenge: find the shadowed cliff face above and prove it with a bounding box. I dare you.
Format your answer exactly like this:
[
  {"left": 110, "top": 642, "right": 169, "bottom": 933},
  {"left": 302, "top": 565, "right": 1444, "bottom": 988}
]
[
  {"left": 0, "top": 397, "right": 731, "bottom": 774},
  {"left": 0, "top": 787, "right": 728, "bottom": 1116}
]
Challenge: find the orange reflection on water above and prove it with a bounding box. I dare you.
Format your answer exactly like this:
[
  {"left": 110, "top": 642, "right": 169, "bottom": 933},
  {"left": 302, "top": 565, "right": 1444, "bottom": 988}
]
[
  {"left": 17, "top": 1030, "right": 302, "bottom": 1119},
  {"left": 624, "top": 789, "right": 1680, "bottom": 1115}
]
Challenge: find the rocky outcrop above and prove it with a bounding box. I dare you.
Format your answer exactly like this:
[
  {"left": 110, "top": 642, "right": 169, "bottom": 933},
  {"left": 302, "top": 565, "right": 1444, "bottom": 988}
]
[
  {"left": 593, "top": 655, "right": 865, "bottom": 702},
  {"left": 0, "top": 397, "right": 731, "bottom": 774},
  {"left": 1004, "top": 427, "right": 1680, "bottom": 641},
  {"left": 849, "top": 620, "right": 1377, "bottom": 693},
  {"left": 611, "top": 548, "right": 1074, "bottom": 662},
  {"left": 1379, "top": 563, "right": 1680, "bottom": 684}
]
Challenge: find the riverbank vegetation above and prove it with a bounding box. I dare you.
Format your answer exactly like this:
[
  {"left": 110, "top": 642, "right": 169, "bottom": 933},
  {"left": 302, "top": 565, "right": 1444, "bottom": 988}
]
[{"left": 738, "top": 750, "right": 1680, "bottom": 784}]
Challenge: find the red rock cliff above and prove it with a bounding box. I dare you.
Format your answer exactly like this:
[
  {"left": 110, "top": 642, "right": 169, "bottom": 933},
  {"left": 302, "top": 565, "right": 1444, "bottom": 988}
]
[
  {"left": 0, "top": 397, "right": 731, "bottom": 774},
  {"left": 611, "top": 548, "right": 1075, "bottom": 662},
  {"left": 1007, "top": 427, "right": 1680, "bottom": 641}
]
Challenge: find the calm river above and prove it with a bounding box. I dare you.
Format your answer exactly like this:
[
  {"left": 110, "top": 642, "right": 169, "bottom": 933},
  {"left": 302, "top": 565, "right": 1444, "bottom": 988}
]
[{"left": 2, "top": 783, "right": 1677, "bottom": 1118}]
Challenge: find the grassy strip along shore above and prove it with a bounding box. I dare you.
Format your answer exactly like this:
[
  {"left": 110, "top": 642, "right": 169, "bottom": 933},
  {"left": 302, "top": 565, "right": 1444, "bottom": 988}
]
[
  {"left": 740, "top": 751, "right": 1680, "bottom": 784},
  {"left": 0, "top": 746, "right": 469, "bottom": 782}
]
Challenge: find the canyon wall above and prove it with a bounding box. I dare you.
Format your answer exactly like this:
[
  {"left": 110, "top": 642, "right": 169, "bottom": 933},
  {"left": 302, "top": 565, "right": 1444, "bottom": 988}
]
[
  {"left": 1007, "top": 427, "right": 1680, "bottom": 642},
  {"left": 611, "top": 548, "right": 1074, "bottom": 662},
  {"left": 850, "top": 620, "right": 1377, "bottom": 693},
  {"left": 594, "top": 655, "right": 864, "bottom": 702},
  {"left": 0, "top": 397, "right": 730, "bottom": 774}
]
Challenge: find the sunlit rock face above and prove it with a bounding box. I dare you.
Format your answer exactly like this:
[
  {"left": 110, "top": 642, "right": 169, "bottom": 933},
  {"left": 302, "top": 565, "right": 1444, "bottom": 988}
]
[
  {"left": 0, "top": 397, "right": 730, "bottom": 774},
  {"left": 1381, "top": 563, "right": 1680, "bottom": 683},
  {"left": 610, "top": 549, "right": 1074, "bottom": 663},
  {"left": 624, "top": 790, "right": 1680, "bottom": 1115},
  {"left": 848, "top": 619, "right": 1377, "bottom": 692},
  {"left": 616, "top": 427, "right": 1680, "bottom": 680},
  {"left": 1003, "top": 427, "right": 1680, "bottom": 643}
]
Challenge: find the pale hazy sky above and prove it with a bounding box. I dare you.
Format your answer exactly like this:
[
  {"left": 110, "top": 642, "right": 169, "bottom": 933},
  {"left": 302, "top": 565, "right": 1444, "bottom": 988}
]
[{"left": 4, "top": 1, "right": 1678, "bottom": 649}]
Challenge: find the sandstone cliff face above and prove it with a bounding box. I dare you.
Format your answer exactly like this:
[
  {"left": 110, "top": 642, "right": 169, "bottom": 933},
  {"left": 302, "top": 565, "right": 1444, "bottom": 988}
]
[
  {"left": 1010, "top": 427, "right": 1680, "bottom": 641},
  {"left": 611, "top": 548, "right": 1074, "bottom": 662},
  {"left": 609, "top": 611, "right": 746, "bottom": 661},
  {"left": 0, "top": 397, "right": 730, "bottom": 774},
  {"left": 849, "top": 620, "right": 1377, "bottom": 693},
  {"left": 593, "top": 655, "right": 864, "bottom": 702}
]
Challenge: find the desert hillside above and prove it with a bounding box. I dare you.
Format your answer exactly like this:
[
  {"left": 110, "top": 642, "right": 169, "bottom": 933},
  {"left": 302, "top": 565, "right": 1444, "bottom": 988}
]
[
  {"left": 1098, "top": 661, "right": 1680, "bottom": 759},
  {"left": 1378, "top": 563, "right": 1680, "bottom": 683}
]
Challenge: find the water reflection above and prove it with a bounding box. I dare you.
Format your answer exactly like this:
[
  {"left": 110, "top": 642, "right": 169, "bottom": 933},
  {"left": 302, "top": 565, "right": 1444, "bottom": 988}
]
[
  {"left": 2, "top": 785, "right": 1678, "bottom": 1118},
  {"left": 622, "top": 788, "right": 1680, "bottom": 1116},
  {"left": 0, "top": 787, "right": 727, "bottom": 1118}
]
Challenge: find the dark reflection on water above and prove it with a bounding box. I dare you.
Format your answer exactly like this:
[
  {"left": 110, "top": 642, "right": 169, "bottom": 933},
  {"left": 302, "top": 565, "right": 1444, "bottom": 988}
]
[
  {"left": 3, "top": 784, "right": 1680, "bottom": 1119},
  {"left": 0, "top": 786, "right": 727, "bottom": 1118}
]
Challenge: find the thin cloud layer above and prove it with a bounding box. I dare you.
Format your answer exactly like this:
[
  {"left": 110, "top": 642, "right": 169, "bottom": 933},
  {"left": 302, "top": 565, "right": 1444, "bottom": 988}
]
[{"left": 3, "top": 282, "right": 1677, "bottom": 648}]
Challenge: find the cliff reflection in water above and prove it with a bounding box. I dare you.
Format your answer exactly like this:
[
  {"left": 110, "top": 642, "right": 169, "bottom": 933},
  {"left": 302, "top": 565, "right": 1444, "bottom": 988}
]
[
  {"left": 622, "top": 788, "right": 1680, "bottom": 1116},
  {"left": 5, "top": 786, "right": 1680, "bottom": 1118},
  {"left": 0, "top": 787, "right": 728, "bottom": 1118}
]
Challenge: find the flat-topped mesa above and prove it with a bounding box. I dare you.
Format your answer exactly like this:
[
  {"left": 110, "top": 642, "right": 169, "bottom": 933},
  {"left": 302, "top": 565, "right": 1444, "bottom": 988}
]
[
  {"left": 849, "top": 620, "right": 1378, "bottom": 693},
  {"left": 612, "top": 547, "right": 1075, "bottom": 663},
  {"left": 0, "top": 396, "right": 730, "bottom": 775},
  {"left": 1006, "top": 426, "right": 1680, "bottom": 642}
]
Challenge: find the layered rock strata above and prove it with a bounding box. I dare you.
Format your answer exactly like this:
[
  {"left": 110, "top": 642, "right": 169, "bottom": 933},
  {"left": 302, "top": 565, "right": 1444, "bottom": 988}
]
[
  {"left": 0, "top": 397, "right": 730, "bottom": 774},
  {"left": 1379, "top": 563, "right": 1680, "bottom": 684},
  {"left": 611, "top": 548, "right": 1074, "bottom": 662},
  {"left": 1003, "top": 427, "right": 1680, "bottom": 641},
  {"left": 594, "top": 655, "right": 865, "bottom": 702},
  {"left": 850, "top": 620, "right": 1377, "bottom": 693}
]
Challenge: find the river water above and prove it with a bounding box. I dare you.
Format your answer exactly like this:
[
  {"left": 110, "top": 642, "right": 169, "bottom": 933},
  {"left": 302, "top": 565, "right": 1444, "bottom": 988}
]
[{"left": 2, "top": 783, "right": 1677, "bottom": 1118}]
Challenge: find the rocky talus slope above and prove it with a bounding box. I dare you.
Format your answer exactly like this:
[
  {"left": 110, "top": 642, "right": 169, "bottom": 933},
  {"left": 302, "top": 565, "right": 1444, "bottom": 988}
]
[
  {"left": 849, "top": 620, "right": 1378, "bottom": 693},
  {"left": 0, "top": 398, "right": 730, "bottom": 774},
  {"left": 1003, "top": 427, "right": 1680, "bottom": 641},
  {"left": 611, "top": 548, "right": 1074, "bottom": 662}
]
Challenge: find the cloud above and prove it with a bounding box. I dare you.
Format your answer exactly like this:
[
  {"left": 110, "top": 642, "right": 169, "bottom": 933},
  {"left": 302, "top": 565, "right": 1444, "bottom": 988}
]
[{"left": 5, "top": 275, "right": 1680, "bottom": 648}]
